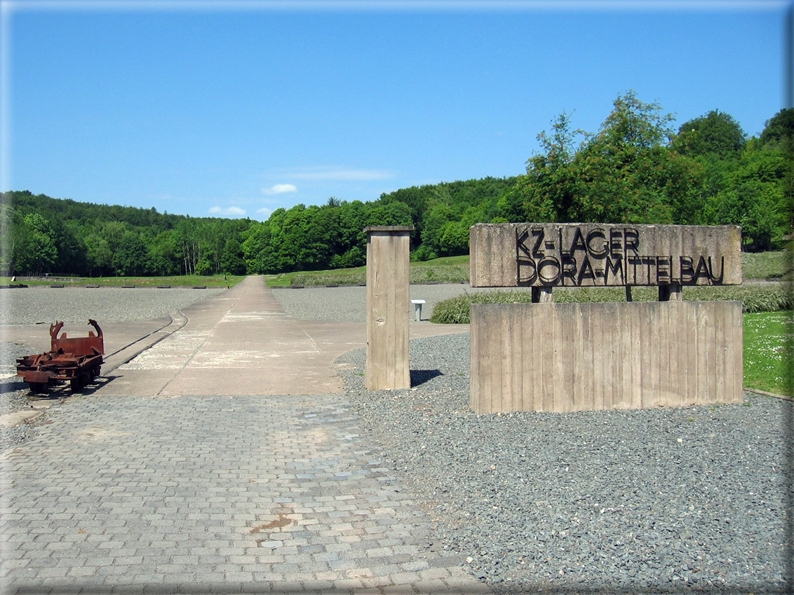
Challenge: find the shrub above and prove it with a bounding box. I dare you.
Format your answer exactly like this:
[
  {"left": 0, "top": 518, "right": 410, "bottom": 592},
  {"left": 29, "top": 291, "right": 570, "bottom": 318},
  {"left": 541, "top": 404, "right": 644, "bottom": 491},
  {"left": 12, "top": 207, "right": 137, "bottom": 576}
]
[{"left": 430, "top": 285, "right": 793, "bottom": 324}]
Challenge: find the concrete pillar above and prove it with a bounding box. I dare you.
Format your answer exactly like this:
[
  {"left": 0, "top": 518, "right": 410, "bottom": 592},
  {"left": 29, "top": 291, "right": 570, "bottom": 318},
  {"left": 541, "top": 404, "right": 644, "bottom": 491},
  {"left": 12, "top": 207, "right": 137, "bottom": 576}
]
[
  {"left": 365, "top": 226, "right": 412, "bottom": 390},
  {"left": 531, "top": 287, "right": 554, "bottom": 303},
  {"left": 659, "top": 283, "right": 683, "bottom": 301}
]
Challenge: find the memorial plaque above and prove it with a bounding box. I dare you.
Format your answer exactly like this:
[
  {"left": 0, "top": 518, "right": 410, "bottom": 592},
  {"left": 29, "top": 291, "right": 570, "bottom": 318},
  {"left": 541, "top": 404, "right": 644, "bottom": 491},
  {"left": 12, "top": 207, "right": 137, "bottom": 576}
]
[
  {"left": 468, "top": 223, "right": 745, "bottom": 414},
  {"left": 470, "top": 223, "right": 742, "bottom": 288}
]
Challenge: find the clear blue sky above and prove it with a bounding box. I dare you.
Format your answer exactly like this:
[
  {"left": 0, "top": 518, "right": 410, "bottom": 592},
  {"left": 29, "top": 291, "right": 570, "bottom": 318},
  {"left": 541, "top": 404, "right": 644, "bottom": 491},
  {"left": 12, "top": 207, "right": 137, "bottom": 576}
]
[{"left": 1, "top": 1, "right": 789, "bottom": 220}]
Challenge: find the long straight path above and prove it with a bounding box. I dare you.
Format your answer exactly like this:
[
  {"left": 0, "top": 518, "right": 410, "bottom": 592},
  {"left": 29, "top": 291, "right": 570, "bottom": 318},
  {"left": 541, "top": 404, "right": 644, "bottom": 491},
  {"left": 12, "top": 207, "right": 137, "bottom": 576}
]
[
  {"left": 103, "top": 276, "right": 466, "bottom": 397},
  {"left": 1, "top": 277, "right": 486, "bottom": 594}
]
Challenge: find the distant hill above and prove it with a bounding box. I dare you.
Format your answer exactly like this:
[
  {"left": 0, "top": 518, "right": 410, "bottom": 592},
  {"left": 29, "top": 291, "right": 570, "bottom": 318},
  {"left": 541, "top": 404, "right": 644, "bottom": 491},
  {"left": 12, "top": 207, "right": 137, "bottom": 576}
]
[{"left": 3, "top": 97, "right": 790, "bottom": 276}]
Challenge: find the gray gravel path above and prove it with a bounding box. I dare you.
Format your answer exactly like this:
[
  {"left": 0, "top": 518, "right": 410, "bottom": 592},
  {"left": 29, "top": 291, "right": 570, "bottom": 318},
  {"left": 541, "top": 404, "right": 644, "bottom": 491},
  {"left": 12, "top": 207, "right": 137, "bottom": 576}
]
[
  {"left": 338, "top": 334, "right": 791, "bottom": 594},
  {"left": 0, "top": 286, "right": 226, "bottom": 325},
  {"left": 273, "top": 283, "right": 527, "bottom": 322},
  {"left": 0, "top": 286, "right": 226, "bottom": 456}
]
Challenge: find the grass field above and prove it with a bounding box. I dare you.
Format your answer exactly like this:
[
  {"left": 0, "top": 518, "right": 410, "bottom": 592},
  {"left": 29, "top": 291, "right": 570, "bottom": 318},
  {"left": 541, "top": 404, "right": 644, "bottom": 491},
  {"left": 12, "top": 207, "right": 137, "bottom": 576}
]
[
  {"left": 742, "top": 250, "right": 790, "bottom": 280},
  {"left": 743, "top": 311, "right": 793, "bottom": 396},
  {"left": 1, "top": 274, "right": 246, "bottom": 288},
  {"left": 267, "top": 251, "right": 788, "bottom": 287},
  {"left": 5, "top": 251, "right": 786, "bottom": 289},
  {"left": 267, "top": 255, "right": 471, "bottom": 287}
]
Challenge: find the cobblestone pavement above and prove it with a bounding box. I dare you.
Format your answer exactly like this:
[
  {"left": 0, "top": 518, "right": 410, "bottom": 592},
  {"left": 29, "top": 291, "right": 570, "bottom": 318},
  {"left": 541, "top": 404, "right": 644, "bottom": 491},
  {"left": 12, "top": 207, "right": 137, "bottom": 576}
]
[{"left": 1, "top": 392, "right": 489, "bottom": 594}]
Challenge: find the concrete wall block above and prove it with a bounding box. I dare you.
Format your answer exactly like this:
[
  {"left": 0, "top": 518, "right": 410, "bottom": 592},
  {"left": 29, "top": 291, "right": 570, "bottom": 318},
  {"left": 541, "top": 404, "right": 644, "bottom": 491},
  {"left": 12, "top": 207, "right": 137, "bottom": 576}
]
[
  {"left": 470, "top": 301, "right": 743, "bottom": 414},
  {"left": 470, "top": 223, "right": 742, "bottom": 287},
  {"left": 469, "top": 224, "right": 517, "bottom": 288},
  {"left": 366, "top": 227, "right": 412, "bottom": 390}
]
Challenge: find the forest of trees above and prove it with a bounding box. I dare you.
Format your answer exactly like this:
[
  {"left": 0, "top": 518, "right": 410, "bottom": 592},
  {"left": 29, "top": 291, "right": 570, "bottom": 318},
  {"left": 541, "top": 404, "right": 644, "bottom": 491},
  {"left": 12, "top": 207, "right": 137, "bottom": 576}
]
[{"left": 2, "top": 92, "right": 791, "bottom": 277}]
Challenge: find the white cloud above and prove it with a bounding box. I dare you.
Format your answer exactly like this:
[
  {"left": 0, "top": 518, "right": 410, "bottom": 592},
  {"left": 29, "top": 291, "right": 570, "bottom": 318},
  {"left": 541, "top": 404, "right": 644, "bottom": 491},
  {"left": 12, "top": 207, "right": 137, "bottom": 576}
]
[
  {"left": 209, "top": 206, "right": 246, "bottom": 216},
  {"left": 256, "top": 207, "right": 274, "bottom": 219},
  {"left": 261, "top": 183, "right": 298, "bottom": 195}
]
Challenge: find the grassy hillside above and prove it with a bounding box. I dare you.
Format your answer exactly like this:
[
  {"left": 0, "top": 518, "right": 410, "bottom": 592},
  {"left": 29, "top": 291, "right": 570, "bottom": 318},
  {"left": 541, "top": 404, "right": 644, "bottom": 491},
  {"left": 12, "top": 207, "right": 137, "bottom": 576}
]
[{"left": 266, "top": 251, "right": 788, "bottom": 287}]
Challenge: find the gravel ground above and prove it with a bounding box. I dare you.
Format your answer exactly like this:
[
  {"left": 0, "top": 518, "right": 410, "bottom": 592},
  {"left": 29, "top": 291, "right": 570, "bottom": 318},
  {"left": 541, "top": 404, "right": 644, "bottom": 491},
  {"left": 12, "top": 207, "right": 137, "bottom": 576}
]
[
  {"left": 0, "top": 286, "right": 226, "bottom": 455},
  {"left": 0, "top": 286, "right": 226, "bottom": 325},
  {"left": 0, "top": 342, "right": 50, "bottom": 456},
  {"left": 337, "top": 334, "right": 792, "bottom": 594},
  {"left": 273, "top": 283, "right": 525, "bottom": 322},
  {"left": 1, "top": 283, "right": 790, "bottom": 593}
]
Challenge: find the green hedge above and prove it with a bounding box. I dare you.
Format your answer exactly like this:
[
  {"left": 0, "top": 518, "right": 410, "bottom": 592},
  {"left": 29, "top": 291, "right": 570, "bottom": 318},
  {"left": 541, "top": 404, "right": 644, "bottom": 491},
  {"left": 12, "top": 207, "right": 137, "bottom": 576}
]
[{"left": 430, "top": 285, "right": 793, "bottom": 324}]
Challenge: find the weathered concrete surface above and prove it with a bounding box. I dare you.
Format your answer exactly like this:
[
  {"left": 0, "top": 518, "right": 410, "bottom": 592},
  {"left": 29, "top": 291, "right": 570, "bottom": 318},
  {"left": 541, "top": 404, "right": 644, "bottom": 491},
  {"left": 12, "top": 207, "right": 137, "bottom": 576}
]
[
  {"left": 470, "top": 301, "right": 744, "bottom": 414},
  {"left": 470, "top": 223, "right": 517, "bottom": 289},
  {"left": 470, "top": 223, "right": 742, "bottom": 287},
  {"left": 94, "top": 277, "right": 466, "bottom": 397},
  {"left": 1, "top": 318, "right": 174, "bottom": 366},
  {"left": 365, "top": 227, "right": 412, "bottom": 391}
]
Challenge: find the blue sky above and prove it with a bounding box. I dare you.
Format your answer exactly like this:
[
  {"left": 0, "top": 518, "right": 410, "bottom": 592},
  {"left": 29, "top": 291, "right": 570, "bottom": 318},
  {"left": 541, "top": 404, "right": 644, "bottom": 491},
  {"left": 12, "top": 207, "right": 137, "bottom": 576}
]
[{"left": 1, "top": 1, "right": 789, "bottom": 220}]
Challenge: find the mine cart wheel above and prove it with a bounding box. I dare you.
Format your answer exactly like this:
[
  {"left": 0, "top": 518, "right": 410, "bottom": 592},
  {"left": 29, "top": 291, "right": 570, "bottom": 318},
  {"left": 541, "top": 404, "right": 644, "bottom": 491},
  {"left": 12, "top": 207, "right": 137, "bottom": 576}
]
[
  {"left": 70, "top": 376, "right": 84, "bottom": 392},
  {"left": 28, "top": 382, "right": 47, "bottom": 394}
]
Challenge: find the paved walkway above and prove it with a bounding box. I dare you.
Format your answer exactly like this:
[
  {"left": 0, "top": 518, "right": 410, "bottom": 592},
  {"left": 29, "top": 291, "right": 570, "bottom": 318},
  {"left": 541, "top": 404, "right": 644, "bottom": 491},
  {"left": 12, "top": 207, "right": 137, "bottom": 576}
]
[
  {"left": 105, "top": 276, "right": 467, "bottom": 397},
  {"left": 1, "top": 278, "right": 485, "bottom": 594}
]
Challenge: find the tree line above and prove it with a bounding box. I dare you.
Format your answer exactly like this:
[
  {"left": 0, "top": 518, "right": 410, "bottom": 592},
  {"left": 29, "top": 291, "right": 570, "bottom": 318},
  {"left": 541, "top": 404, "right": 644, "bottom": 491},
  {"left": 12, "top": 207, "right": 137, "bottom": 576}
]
[
  {"left": 395, "top": 92, "right": 791, "bottom": 258},
  {"left": 2, "top": 91, "right": 791, "bottom": 277},
  {"left": 1, "top": 192, "right": 253, "bottom": 277},
  {"left": 495, "top": 92, "right": 791, "bottom": 253}
]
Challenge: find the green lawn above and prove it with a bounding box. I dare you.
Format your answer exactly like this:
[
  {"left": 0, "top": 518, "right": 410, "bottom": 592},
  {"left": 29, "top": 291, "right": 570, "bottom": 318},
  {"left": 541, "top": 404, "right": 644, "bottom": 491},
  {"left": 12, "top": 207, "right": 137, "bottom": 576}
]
[
  {"left": 266, "top": 267, "right": 366, "bottom": 288},
  {"left": 411, "top": 255, "right": 470, "bottom": 267},
  {"left": 266, "top": 251, "right": 790, "bottom": 287},
  {"left": 742, "top": 250, "right": 790, "bottom": 280},
  {"left": 1, "top": 274, "right": 246, "bottom": 288},
  {"left": 265, "top": 256, "right": 472, "bottom": 287},
  {"left": 743, "top": 311, "right": 793, "bottom": 397}
]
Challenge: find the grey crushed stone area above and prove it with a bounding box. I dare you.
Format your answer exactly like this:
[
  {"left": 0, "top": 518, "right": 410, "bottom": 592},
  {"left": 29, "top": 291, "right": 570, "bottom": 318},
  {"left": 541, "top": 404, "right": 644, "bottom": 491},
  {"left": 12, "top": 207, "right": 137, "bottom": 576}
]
[
  {"left": 0, "top": 379, "right": 60, "bottom": 457},
  {"left": 338, "top": 334, "right": 791, "bottom": 594},
  {"left": 0, "top": 286, "right": 226, "bottom": 325},
  {"left": 273, "top": 283, "right": 522, "bottom": 322},
  {"left": 0, "top": 286, "right": 226, "bottom": 455},
  {"left": 1, "top": 283, "right": 790, "bottom": 593},
  {"left": 0, "top": 342, "right": 62, "bottom": 456}
]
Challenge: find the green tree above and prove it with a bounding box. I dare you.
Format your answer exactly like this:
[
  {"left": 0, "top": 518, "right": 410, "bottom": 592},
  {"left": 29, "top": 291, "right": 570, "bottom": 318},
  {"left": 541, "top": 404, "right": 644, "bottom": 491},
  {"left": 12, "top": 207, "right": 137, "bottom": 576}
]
[
  {"left": 515, "top": 111, "right": 583, "bottom": 222},
  {"left": 759, "top": 108, "right": 794, "bottom": 148},
  {"left": 100, "top": 220, "right": 129, "bottom": 255},
  {"left": 704, "top": 138, "right": 789, "bottom": 250},
  {"left": 195, "top": 256, "right": 214, "bottom": 275},
  {"left": 0, "top": 201, "right": 15, "bottom": 275},
  {"left": 148, "top": 230, "right": 182, "bottom": 276},
  {"left": 569, "top": 92, "right": 704, "bottom": 223},
  {"left": 84, "top": 233, "right": 114, "bottom": 276},
  {"left": 52, "top": 220, "right": 88, "bottom": 275},
  {"left": 420, "top": 203, "right": 456, "bottom": 253},
  {"left": 220, "top": 237, "right": 246, "bottom": 275},
  {"left": 112, "top": 232, "right": 149, "bottom": 276},
  {"left": 241, "top": 221, "right": 273, "bottom": 273},
  {"left": 673, "top": 110, "right": 745, "bottom": 158},
  {"left": 14, "top": 213, "right": 58, "bottom": 275}
]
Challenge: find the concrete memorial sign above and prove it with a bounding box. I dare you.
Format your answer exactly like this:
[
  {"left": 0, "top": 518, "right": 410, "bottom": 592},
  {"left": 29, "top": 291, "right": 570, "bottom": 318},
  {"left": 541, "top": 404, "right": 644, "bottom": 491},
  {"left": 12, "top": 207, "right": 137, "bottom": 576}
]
[
  {"left": 470, "top": 223, "right": 742, "bottom": 288},
  {"left": 469, "top": 223, "right": 744, "bottom": 414}
]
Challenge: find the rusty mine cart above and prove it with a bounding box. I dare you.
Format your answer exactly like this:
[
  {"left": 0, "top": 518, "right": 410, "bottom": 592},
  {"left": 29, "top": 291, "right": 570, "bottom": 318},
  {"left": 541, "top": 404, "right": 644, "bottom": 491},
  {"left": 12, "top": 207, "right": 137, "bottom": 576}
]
[{"left": 16, "top": 319, "right": 104, "bottom": 393}]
